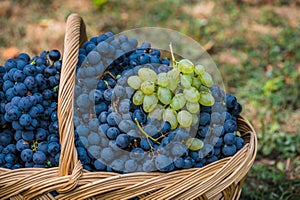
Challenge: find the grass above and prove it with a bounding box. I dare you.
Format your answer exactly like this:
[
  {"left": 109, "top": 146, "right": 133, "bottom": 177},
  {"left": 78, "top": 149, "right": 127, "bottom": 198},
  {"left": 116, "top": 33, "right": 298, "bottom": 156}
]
[{"left": 0, "top": 0, "right": 299, "bottom": 199}]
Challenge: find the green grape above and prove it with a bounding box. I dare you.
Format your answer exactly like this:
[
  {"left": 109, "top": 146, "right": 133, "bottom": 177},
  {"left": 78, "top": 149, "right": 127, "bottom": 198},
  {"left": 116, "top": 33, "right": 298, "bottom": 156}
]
[
  {"left": 163, "top": 109, "right": 178, "bottom": 129},
  {"left": 186, "top": 102, "right": 200, "bottom": 114},
  {"left": 191, "top": 114, "right": 199, "bottom": 126},
  {"left": 157, "top": 73, "right": 169, "bottom": 87},
  {"left": 183, "top": 87, "right": 200, "bottom": 103},
  {"left": 138, "top": 68, "right": 157, "bottom": 82},
  {"left": 178, "top": 59, "right": 194, "bottom": 74},
  {"left": 167, "top": 78, "right": 179, "bottom": 92},
  {"left": 127, "top": 75, "right": 142, "bottom": 90},
  {"left": 199, "top": 85, "right": 211, "bottom": 93},
  {"left": 148, "top": 104, "right": 164, "bottom": 120},
  {"left": 180, "top": 74, "right": 192, "bottom": 88},
  {"left": 199, "top": 72, "right": 213, "bottom": 87},
  {"left": 141, "top": 80, "right": 155, "bottom": 95},
  {"left": 157, "top": 87, "right": 172, "bottom": 105},
  {"left": 166, "top": 68, "right": 180, "bottom": 92},
  {"left": 133, "top": 90, "right": 144, "bottom": 105},
  {"left": 167, "top": 68, "right": 180, "bottom": 80},
  {"left": 186, "top": 138, "right": 204, "bottom": 151},
  {"left": 192, "top": 77, "right": 201, "bottom": 88},
  {"left": 177, "top": 110, "right": 192, "bottom": 128},
  {"left": 170, "top": 93, "right": 186, "bottom": 110},
  {"left": 199, "top": 91, "right": 215, "bottom": 106},
  {"left": 143, "top": 94, "right": 158, "bottom": 113},
  {"left": 194, "top": 64, "right": 205, "bottom": 76}
]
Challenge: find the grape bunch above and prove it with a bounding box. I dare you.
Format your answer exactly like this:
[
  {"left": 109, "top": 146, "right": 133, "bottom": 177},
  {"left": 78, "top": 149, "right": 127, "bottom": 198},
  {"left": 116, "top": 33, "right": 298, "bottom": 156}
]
[
  {"left": 128, "top": 58, "right": 215, "bottom": 131},
  {"left": 72, "top": 32, "right": 245, "bottom": 173},
  {"left": 0, "top": 50, "right": 62, "bottom": 169}
]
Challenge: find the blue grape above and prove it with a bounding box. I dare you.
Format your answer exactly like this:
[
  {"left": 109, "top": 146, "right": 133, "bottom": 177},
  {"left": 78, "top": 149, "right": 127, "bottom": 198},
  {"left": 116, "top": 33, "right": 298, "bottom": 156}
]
[
  {"left": 2, "top": 144, "right": 17, "bottom": 154},
  {"left": 224, "top": 133, "right": 236, "bottom": 145},
  {"left": 111, "top": 159, "right": 124, "bottom": 172},
  {"left": 19, "top": 114, "right": 32, "bottom": 127},
  {"left": 171, "top": 142, "right": 187, "bottom": 157},
  {"left": 88, "top": 133, "right": 100, "bottom": 145},
  {"left": 116, "top": 134, "right": 130, "bottom": 149},
  {"left": 125, "top": 159, "right": 137, "bottom": 172},
  {"left": 224, "top": 119, "right": 237, "bottom": 133},
  {"left": 225, "top": 94, "right": 237, "bottom": 109},
  {"left": 22, "top": 131, "right": 34, "bottom": 141},
  {"left": 94, "top": 159, "right": 107, "bottom": 171},
  {"left": 76, "top": 125, "right": 89, "bottom": 136},
  {"left": 0, "top": 131, "right": 12, "bottom": 146},
  {"left": 222, "top": 145, "right": 237, "bottom": 157},
  {"left": 106, "top": 127, "right": 120, "bottom": 140},
  {"left": 21, "top": 149, "right": 33, "bottom": 162},
  {"left": 206, "top": 155, "right": 218, "bottom": 164},
  {"left": 232, "top": 102, "right": 242, "bottom": 116},
  {"left": 130, "top": 148, "right": 145, "bottom": 161},
  {"left": 89, "top": 118, "right": 99, "bottom": 132},
  {"left": 49, "top": 50, "right": 61, "bottom": 61},
  {"left": 13, "top": 83, "right": 27, "bottom": 96},
  {"left": 47, "top": 142, "right": 60, "bottom": 156},
  {"left": 155, "top": 155, "right": 172, "bottom": 172},
  {"left": 235, "top": 137, "right": 244, "bottom": 150},
  {"left": 88, "top": 145, "right": 101, "bottom": 159},
  {"left": 77, "top": 147, "right": 88, "bottom": 163},
  {"left": 199, "top": 112, "right": 211, "bottom": 126},
  {"left": 140, "top": 138, "right": 153, "bottom": 151},
  {"left": 132, "top": 109, "right": 147, "bottom": 124},
  {"left": 37, "top": 142, "right": 48, "bottom": 154},
  {"left": 36, "top": 128, "right": 48, "bottom": 141},
  {"left": 183, "top": 157, "right": 195, "bottom": 169},
  {"left": 100, "top": 147, "right": 115, "bottom": 163},
  {"left": 107, "top": 112, "right": 122, "bottom": 126},
  {"left": 33, "top": 151, "right": 47, "bottom": 165}
]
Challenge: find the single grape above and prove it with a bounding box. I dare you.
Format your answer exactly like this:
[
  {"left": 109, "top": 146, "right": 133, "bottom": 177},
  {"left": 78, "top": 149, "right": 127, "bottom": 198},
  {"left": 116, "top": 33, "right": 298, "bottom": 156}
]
[
  {"left": 132, "top": 90, "right": 144, "bottom": 106},
  {"left": 186, "top": 138, "right": 204, "bottom": 151},
  {"left": 167, "top": 68, "right": 180, "bottom": 81},
  {"left": 127, "top": 76, "right": 142, "bottom": 90},
  {"left": 170, "top": 93, "right": 186, "bottom": 110},
  {"left": 199, "top": 91, "right": 215, "bottom": 106},
  {"left": 157, "top": 87, "right": 172, "bottom": 105},
  {"left": 157, "top": 72, "right": 169, "bottom": 87},
  {"left": 177, "top": 110, "right": 192, "bottom": 128},
  {"left": 199, "top": 72, "right": 213, "bottom": 87},
  {"left": 183, "top": 87, "right": 200, "bottom": 103},
  {"left": 186, "top": 102, "right": 200, "bottom": 114},
  {"left": 138, "top": 68, "right": 157, "bottom": 82},
  {"left": 140, "top": 80, "right": 155, "bottom": 95},
  {"left": 178, "top": 59, "right": 194, "bottom": 74},
  {"left": 143, "top": 94, "right": 158, "bottom": 113},
  {"left": 148, "top": 104, "right": 164, "bottom": 120},
  {"left": 180, "top": 74, "right": 192, "bottom": 88}
]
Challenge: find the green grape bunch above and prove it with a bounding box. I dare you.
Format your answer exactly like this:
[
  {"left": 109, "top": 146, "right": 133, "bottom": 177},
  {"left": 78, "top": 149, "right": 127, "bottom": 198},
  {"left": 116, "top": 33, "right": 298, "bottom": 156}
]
[{"left": 127, "top": 44, "right": 216, "bottom": 131}]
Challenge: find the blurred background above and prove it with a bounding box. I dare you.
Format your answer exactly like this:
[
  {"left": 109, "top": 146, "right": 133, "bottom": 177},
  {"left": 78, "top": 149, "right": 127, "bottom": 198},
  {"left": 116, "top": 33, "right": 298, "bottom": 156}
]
[{"left": 0, "top": 0, "right": 299, "bottom": 199}]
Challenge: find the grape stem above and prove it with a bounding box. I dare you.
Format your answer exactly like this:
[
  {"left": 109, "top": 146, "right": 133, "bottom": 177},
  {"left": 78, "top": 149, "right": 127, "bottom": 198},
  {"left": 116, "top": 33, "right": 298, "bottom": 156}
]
[
  {"left": 134, "top": 118, "right": 161, "bottom": 144},
  {"left": 169, "top": 43, "right": 178, "bottom": 68}
]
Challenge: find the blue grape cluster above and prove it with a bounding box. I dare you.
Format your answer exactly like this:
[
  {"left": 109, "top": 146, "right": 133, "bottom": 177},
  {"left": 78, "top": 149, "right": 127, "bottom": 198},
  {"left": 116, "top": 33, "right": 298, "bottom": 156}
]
[
  {"left": 73, "top": 32, "right": 245, "bottom": 173},
  {"left": 0, "top": 50, "right": 61, "bottom": 169}
]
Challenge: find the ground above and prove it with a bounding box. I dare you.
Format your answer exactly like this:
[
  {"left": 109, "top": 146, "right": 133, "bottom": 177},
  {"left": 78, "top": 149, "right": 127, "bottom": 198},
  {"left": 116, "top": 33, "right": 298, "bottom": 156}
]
[{"left": 0, "top": 0, "right": 299, "bottom": 199}]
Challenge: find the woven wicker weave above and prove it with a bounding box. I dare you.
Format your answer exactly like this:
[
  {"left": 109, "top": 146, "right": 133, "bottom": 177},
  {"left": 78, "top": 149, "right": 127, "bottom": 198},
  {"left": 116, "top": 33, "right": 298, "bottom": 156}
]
[{"left": 0, "top": 13, "right": 257, "bottom": 200}]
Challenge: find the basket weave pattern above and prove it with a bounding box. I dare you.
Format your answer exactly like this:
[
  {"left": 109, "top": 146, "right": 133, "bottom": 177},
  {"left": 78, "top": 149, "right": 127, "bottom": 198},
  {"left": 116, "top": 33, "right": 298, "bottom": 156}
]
[{"left": 0, "top": 14, "right": 257, "bottom": 200}]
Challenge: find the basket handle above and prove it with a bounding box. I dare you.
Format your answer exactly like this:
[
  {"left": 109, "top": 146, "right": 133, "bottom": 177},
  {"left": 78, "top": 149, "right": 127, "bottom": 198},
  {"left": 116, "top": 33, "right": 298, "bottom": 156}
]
[{"left": 58, "top": 13, "right": 87, "bottom": 176}]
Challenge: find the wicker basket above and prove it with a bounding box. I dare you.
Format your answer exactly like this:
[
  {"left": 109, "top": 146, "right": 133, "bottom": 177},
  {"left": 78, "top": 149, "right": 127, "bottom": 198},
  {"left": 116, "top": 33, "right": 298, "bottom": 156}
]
[{"left": 0, "top": 13, "right": 257, "bottom": 200}]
